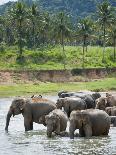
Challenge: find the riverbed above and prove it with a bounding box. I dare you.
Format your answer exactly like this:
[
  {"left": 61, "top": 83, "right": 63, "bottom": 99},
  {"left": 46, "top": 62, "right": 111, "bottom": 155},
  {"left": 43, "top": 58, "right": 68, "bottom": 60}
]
[{"left": 0, "top": 97, "right": 116, "bottom": 155}]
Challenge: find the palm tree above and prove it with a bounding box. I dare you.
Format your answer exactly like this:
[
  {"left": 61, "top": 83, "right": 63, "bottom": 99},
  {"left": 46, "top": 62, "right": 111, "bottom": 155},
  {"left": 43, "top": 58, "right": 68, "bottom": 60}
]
[
  {"left": 97, "top": 0, "right": 114, "bottom": 62},
  {"left": 108, "top": 25, "right": 116, "bottom": 61},
  {"left": 77, "top": 17, "right": 93, "bottom": 68},
  {"left": 54, "top": 12, "right": 71, "bottom": 69},
  {"left": 12, "top": 2, "right": 26, "bottom": 58},
  {"left": 31, "top": 3, "right": 37, "bottom": 49}
]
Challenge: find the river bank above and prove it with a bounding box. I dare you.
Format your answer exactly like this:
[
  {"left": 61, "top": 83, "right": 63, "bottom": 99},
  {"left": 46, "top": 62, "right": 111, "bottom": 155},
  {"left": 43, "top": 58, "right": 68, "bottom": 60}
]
[{"left": 0, "top": 78, "right": 116, "bottom": 97}]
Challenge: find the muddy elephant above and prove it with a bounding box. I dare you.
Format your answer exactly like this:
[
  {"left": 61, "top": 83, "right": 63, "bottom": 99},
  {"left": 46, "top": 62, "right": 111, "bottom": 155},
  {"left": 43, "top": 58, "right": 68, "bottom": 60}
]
[
  {"left": 106, "top": 93, "right": 116, "bottom": 107},
  {"left": 56, "top": 97, "right": 87, "bottom": 117},
  {"left": 69, "top": 109, "right": 110, "bottom": 139},
  {"left": 105, "top": 106, "right": 116, "bottom": 116},
  {"left": 5, "top": 97, "right": 56, "bottom": 132},
  {"left": 58, "top": 91, "right": 101, "bottom": 109},
  {"left": 95, "top": 97, "right": 107, "bottom": 110},
  {"left": 45, "top": 109, "right": 68, "bottom": 137}
]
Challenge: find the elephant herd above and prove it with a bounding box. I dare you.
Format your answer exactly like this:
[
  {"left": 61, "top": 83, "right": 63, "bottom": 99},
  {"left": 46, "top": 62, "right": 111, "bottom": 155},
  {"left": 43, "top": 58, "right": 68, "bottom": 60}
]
[{"left": 5, "top": 91, "right": 116, "bottom": 139}]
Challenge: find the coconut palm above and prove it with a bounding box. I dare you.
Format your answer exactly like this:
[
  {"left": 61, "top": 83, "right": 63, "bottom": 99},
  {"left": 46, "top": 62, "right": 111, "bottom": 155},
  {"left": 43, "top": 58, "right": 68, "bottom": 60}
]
[
  {"left": 77, "top": 17, "right": 93, "bottom": 68},
  {"left": 97, "top": 0, "right": 114, "bottom": 62},
  {"left": 53, "top": 12, "right": 71, "bottom": 69},
  {"left": 12, "top": 2, "right": 26, "bottom": 58}
]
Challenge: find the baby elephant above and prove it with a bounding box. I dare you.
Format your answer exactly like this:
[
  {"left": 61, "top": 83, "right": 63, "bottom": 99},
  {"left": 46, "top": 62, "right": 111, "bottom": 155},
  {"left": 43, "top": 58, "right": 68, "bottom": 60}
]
[
  {"left": 45, "top": 109, "right": 68, "bottom": 137},
  {"left": 69, "top": 109, "right": 110, "bottom": 139}
]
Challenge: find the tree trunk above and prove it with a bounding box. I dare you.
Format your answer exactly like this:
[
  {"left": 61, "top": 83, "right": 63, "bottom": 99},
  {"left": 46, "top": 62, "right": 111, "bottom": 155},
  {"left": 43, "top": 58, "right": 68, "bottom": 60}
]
[
  {"left": 19, "top": 20, "right": 22, "bottom": 56},
  {"left": 82, "top": 37, "right": 86, "bottom": 69},
  {"left": 103, "top": 23, "right": 106, "bottom": 62},
  {"left": 114, "top": 38, "right": 116, "bottom": 61},
  {"left": 61, "top": 30, "right": 66, "bottom": 70}
]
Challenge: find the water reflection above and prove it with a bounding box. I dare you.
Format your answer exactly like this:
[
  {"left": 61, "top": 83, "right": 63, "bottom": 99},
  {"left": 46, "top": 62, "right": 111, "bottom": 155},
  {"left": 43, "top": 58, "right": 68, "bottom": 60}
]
[{"left": 0, "top": 98, "right": 116, "bottom": 155}]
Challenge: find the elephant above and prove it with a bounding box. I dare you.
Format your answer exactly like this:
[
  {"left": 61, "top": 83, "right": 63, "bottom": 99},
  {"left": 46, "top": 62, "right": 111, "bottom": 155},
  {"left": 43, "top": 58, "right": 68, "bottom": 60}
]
[
  {"left": 106, "top": 93, "right": 116, "bottom": 107},
  {"left": 95, "top": 97, "right": 107, "bottom": 110},
  {"left": 69, "top": 109, "right": 110, "bottom": 139},
  {"left": 110, "top": 116, "right": 116, "bottom": 127},
  {"left": 105, "top": 106, "right": 116, "bottom": 116},
  {"left": 45, "top": 109, "right": 68, "bottom": 137},
  {"left": 5, "top": 97, "right": 57, "bottom": 132},
  {"left": 56, "top": 97, "right": 87, "bottom": 117},
  {"left": 58, "top": 91, "right": 101, "bottom": 109}
]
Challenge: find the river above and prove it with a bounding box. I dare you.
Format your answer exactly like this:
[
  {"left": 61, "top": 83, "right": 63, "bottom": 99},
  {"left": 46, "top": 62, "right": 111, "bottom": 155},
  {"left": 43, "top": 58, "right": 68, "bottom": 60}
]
[{"left": 0, "top": 97, "right": 116, "bottom": 155}]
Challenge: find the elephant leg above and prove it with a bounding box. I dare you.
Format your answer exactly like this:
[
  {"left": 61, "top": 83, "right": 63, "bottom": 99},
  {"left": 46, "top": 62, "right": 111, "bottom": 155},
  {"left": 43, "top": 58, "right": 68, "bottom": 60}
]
[
  {"left": 30, "top": 121, "right": 33, "bottom": 130},
  {"left": 83, "top": 124, "right": 92, "bottom": 137},
  {"left": 55, "top": 123, "right": 60, "bottom": 135},
  {"left": 24, "top": 118, "right": 32, "bottom": 131},
  {"left": 79, "top": 127, "right": 85, "bottom": 137},
  {"left": 69, "top": 121, "right": 76, "bottom": 139}
]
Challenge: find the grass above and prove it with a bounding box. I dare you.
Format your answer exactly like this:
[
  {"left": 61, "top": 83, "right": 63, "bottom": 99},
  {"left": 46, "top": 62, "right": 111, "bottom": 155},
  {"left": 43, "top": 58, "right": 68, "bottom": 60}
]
[
  {"left": 0, "top": 78, "right": 116, "bottom": 97},
  {"left": 0, "top": 45, "right": 116, "bottom": 70}
]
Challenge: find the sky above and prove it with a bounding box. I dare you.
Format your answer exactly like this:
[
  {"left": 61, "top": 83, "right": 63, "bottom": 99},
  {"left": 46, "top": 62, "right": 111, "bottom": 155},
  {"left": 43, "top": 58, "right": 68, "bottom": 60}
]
[{"left": 0, "top": 0, "right": 17, "bottom": 5}]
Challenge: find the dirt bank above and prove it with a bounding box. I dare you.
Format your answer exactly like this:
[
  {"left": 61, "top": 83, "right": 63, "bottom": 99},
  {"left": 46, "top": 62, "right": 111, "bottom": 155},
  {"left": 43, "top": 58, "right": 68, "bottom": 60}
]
[{"left": 0, "top": 68, "right": 116, "bottom": 84}]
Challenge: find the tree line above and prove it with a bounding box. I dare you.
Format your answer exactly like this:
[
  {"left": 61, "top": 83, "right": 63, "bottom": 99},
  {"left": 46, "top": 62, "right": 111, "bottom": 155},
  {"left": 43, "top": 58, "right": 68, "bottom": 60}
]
[{"left": 0, "top": 0, "right": 115, "bottom": 68}]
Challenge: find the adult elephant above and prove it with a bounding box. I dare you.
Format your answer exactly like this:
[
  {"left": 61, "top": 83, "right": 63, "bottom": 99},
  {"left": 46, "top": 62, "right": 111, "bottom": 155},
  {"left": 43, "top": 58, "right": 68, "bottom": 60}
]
[
  {"left": 58, "top": 91, "right": 101, "bottom": 109},
  {"left": 56, "top": 97, "right": 87, "bottom": 117},
  {"left": 45, "top": 109, "right": 68, "bottom": 137},
  {"left": 69, "top": 109, "right": 110, "bottom": 139},
  {"left": 5, "top": 97, "right": 56, "bottom": 132}
]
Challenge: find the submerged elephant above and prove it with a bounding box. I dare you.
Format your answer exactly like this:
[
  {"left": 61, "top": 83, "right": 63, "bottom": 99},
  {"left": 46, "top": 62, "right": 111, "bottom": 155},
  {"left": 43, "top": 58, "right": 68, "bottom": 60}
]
[
  {"left": 69, "top": 109, "right": 110, "bottom": 139},
  {"left": 106, "top": 93, "right": 116, "bottom": 107},
  {"left": 58, "top": 91, "right": 101, "bottom": 109},
  {"left": 45, "top": 109, "right": 68, "bottom": 137},
  {"left": 105, "top": 106, "right": 116, "bottom": 116},
  {"left": 95, "top": 97, "right": 107, "bottom": 110},
  {"left": 5, "top": 97, "right": 56, "bottom": 132},
  {"left": 56, "top": 97, "right": 87, "bottom": 117}
]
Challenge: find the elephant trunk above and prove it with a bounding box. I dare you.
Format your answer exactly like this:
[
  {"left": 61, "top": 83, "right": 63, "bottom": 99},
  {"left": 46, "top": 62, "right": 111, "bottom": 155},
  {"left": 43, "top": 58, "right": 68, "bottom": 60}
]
[
  {"left": 47, "top": 131, "right": 52, "bottom": 138},
  {"left": 5, "top": 110, "right": 12, "bottom": 132}
]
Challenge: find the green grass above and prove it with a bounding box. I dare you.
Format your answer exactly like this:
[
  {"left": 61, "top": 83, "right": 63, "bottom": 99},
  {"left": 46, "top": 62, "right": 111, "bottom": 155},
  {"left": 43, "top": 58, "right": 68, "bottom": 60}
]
[
  {"left": 0, "top": 45, "right": 116, "bottom": 70},
  {"left": 0, "top": 78, "right": 116, "bottom": 97}
]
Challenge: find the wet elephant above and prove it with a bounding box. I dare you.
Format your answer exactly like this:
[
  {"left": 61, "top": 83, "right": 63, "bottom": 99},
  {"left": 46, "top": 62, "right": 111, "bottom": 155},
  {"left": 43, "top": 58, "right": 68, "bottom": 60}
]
[
  {"left": 56, "top": 97, "right": 87, "bottom": 117},
  {"left": 58, "top": 91, "right": 101, "bottom": 109},
  {"left": 106, "top": 93, "right": 116, "bottom": 107},
  {"left": 69, "top": 109, "right": 110, "bottom": 139},
  {"left": 95, "top": 97, "right": 107, "bottom": 110},
  {"left": 45, "top": 109, "right": 68, "bottom": 137},
  {"left": 5, "top": 97, "right": 56, "bottom": 132},
  {"left": 105, "top": 106, "right": 116, "bottom": 116}
]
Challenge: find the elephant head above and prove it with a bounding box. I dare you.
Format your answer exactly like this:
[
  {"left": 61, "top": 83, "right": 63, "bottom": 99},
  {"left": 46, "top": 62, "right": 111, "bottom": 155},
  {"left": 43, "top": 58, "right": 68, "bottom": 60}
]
[
  {"left": 58, "top": 91, "right": 68, "bottom": 98},
  {"left": 105, "top": 107, "right": 112, "bottom": 115},
  {"left": 5, "top": 98, "right": 26, "bottom": 132},
  {"left": 69, "top": 110, "right": 92, "bottom": 139},
  {"left": 56, "top": 98, "right": 65, "bottom": 109},
  {"left": 91, "top": 92, "right": 101, "bottom": 100},
  {"left": 45, "top": 113, "right": 60, "bottom": 137},
  {"left": 106, "top": 93, "right": 114, "bottom": 107},
  {"left": 95, "top": 97, "right": 107, "bottom": 110}
]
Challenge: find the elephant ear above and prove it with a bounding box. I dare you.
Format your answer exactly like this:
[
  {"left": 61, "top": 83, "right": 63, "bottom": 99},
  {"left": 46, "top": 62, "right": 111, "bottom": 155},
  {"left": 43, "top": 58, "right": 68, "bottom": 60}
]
[
  {"left": 17, "top": 98, "right": 26, "bottom": 111},
  {"left": 45, "top": 115, "right": 49, "bottom": 123}
]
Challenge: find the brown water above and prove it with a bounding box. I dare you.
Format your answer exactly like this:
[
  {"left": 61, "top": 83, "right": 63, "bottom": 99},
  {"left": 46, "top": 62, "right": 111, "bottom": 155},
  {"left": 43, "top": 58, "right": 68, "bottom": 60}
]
[{"left": 0, "top": 97, "right": 116, "bottom": 155}]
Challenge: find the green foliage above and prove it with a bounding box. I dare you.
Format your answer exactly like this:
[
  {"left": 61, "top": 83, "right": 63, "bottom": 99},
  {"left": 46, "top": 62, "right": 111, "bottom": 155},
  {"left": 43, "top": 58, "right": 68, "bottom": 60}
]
[{"left": 0, "top": 46, "right": 116, "bottom": 70}]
